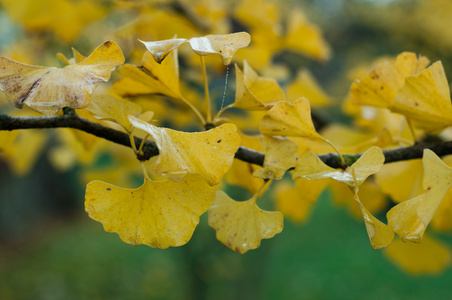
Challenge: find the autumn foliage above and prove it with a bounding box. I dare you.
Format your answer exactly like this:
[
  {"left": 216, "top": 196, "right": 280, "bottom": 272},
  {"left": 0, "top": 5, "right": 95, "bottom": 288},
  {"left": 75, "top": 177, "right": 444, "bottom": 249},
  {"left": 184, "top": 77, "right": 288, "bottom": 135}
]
[{"left": 2, "top": 0, "right": 452, "bottom": 277}]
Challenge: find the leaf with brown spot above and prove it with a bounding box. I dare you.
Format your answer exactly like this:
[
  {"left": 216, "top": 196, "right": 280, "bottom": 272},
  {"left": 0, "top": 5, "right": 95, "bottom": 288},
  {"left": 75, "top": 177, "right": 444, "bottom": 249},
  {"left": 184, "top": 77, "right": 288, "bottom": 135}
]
[
  {"left": 0, "top": 41, "right": 124, "bottom": 116},
  {"left": 85, "top": 174, "right": 216, "bottom": 249}
]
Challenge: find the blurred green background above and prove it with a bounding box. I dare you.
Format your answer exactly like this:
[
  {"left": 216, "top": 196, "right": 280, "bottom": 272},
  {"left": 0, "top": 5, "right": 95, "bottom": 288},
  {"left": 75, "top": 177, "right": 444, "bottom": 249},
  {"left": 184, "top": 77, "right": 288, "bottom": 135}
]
[{"left": 2, "top": 0, "right": 452, "bottom": 299}]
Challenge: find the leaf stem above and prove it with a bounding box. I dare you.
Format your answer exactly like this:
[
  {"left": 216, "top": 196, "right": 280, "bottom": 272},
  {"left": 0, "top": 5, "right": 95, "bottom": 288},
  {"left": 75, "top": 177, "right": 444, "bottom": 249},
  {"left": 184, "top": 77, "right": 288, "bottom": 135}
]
[
  {"left": 128, "top": 132, "right": 139, "bottom": 155},
  {"left": 140, "top": 162, "right": 151, "bottom": 181},
  {"left": 252, "top": 179, "right": 271, "bottom": 203},
  {"left": 406, "top": 117, "right": 417, "bottom": 142},
  {"left": 322, "top": 137, "right": 346, "bottom": 168},
  {"left": 138, "top": 134, "right": 150, "bottom": 155},
  {"left": 214, "top": 104, "right": 233, "bottom": 123},
  {"left": 200, "top": 56, "right": 211, "bottom": 123},
  {"left": 180, "top": 96, "right": 206, "bottom": 126}
]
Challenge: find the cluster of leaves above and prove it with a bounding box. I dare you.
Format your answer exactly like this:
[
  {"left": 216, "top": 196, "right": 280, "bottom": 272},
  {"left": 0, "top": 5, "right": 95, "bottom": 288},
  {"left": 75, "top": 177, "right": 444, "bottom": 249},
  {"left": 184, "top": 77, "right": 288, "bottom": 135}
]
[{"left": 1, "top": 0, "right": 452, "bottom": 275}]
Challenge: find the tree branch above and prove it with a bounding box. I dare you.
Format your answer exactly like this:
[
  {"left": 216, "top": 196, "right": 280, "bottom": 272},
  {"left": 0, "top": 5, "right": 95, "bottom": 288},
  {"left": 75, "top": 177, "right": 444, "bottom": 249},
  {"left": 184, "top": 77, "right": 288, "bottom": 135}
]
[{"left": 1, "top": 113, "right": 451, "bottom": 168}]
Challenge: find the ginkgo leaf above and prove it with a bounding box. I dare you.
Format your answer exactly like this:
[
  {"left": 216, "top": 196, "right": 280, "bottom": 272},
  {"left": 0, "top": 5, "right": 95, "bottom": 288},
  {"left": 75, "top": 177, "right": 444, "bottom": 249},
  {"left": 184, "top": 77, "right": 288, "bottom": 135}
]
[
  {"left": 284, "top": 9, "right": 331, "bottom": 61},
  {"left": 350, "top": 52, "right": 429, "bottom": 108},
  {"left": 2, "top": 0, "right": 107, "bottom": 42},
  {"left": 0, "top": 130, "right": 18, "bottom": 151},
  {"left": 376, "top": 159, "right": 424, "bottom": 204},
  {"left": 141, "top": 32, "right": 251, "bottom": 65},
  {"left": 232, "top": 62, "right": 286, "bottom": 110},
  {"left": 286, "top": 69, "right": 331, "bottom": 105},
  {"left": 387, "top": 149, "right": 452, "bottom": 242},
  {"left": 292, "top": 146, "right": 391, "bottom": 248},
  {"left": 139, "top": 38, "right": 186, "bottom": 63},
  {"left": 129, "top": 116, "right": 241, "bottom": 186},
  {"left": 259, "top": 97, "right": 322, "bottom": 139},
  {"left": 356, "top": 197, "right": 394, "bottom": 249},
  {"left": 0, "top": 41, "right": 124, "bottom": 116},
  {"left": 275, "top": 178, "right": 330, "bottom": 222},
  {"left": 225, "top": 132, "right": 265, "bottom": 194},
  {"left": 330, "top": 180, "right": 387, "bottom": 219},
  {"left": 85, "top": 174, "right": 216, "bottom": 249},
  {"left": 86, "top": 94, "right": 142, "bottom": 132},
  {"left": 390, "top": 61, "right": 452, "bottom": 132},
  {"left": 2, "top": 130, "right": 47, "bottom": 175},
  {"left": 72, "top": 48, "right": 86, "bottom": 64},
  {"left": 384, "top": 235, "right": 451, "bottom": 275},
  {"left": 293, "top": 146, "right": 385, "bottom": 188},
  {"left": 114, "top": 49, "right": 181, "bottom": 99},
  {"left": 208, "top": 190, "right": 283, "bottom": 254},
  {"left": 253, "top": 136, "right": 298, "bottom": 180}
]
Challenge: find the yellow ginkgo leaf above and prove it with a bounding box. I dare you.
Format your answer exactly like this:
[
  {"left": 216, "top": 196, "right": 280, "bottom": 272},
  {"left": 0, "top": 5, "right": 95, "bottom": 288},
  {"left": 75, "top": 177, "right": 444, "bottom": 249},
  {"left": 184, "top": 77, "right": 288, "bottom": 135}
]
[
  {"left": 232, "top": 61, "right": 285, "bottom": 110},
  {"left": 0, "top": 41, "right": 124, "bottom": 116},
  {"left": 387, "top": 149, "right": 452, "bottom": 242},
  {"left": 293, "top": 146, "right": 384, "bottom": 188},
  {"left": 72, "top": 48, "right": 87, "bottom": 64},
  {"left": 141, "top": 32, "right": 251, "bottom": 65},
  {"left": 234, "top": 0, "right": 280, "bottom": 32},
  {"left": 356, "top": 196, "right": 394, "bottom": 249},
  {"left": 86, "top": 94, "right": 143, "bottom": 132},
  {"left": 384, "top": 235, "right": 451, "bottom": 275},
  {"left": 275, "top": 178, "right": 330, "bottom": 222},
  {"left": 0, "top": 130, "right": 18, "bottom": 151},
  {"left": 390, "top": 61, "right": 452, "bottom": 132},
  {"left": 225, "top": 132, "right": 265, "bottom": 194},
  {"left": 284, "top": 9, "right": 331, "bottom": 61},
  {"left": 139, "top": 38, "right": 186, "bottom": 63},
  {"left": 253, "top": 136, "right": 298, "bottom": 180},
  {"left": 330, "top": 180, "right": 387, "bottom": 219},
  {"left": 85, "top": 174, "right": 216, "bottom": 249},
  {"left": 2, "top": 130, "right": 48, "bottom": 175},
  {"left": 292, "top": 146, "right": 390, "bottom": 248},
  {"left": 129, "top": 116, "right": 241, "bottom": 186},
  {"left": 286, "top": 69, "right": 331, "bottom": 105},
  {"left": 208, "top": 190, "right": 284, "bottom": 254},
  {"left": 350, "top": 52, "right": 429, "bottom": 108},
  {"left": 2, "top": 0, "right": 107, "bottom": 42},
  {"left": 376, "top": 159, "right": 424, "bottom": 204},
  {"left": 114, "top": 49, "right": 181, "bottom": 99},
  {"left": 259, "top": 97, "right": 322, "bottom": 139}
]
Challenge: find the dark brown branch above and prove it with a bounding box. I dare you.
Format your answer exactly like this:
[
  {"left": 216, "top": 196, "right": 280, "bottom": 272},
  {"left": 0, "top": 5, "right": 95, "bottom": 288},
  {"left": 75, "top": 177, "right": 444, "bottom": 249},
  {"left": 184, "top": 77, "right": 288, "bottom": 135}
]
[{"left": 1, "top": 113, "right": 452, "bottom": 168}]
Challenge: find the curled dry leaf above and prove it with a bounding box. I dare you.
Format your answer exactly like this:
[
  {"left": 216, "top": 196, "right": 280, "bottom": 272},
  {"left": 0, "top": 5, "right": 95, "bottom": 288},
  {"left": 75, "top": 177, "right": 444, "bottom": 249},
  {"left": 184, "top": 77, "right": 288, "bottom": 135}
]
[
  {"left": 140, "top": 32, "right": 251, "bottom": 65},
  {"left": 387, "top": 149, "right": 452, "bottom": 242},
  {"left": 129, "top": 116, "right": 241, "bottom": 186},
  {"left": 208, "top": 190, "right": 284, "bottom": 254},
  {"left": 0, "top": 41, "right": 124, "bottom": 116},
  {"left": 85, "top": 174, "right": 216, "bottom": 249}
]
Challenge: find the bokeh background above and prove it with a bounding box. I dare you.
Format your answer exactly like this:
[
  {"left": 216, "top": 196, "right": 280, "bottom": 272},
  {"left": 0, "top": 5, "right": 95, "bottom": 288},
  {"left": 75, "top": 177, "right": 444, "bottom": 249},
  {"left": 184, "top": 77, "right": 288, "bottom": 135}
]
[{"left": 2, "top": 0, "right": 452, "bottom": 299}]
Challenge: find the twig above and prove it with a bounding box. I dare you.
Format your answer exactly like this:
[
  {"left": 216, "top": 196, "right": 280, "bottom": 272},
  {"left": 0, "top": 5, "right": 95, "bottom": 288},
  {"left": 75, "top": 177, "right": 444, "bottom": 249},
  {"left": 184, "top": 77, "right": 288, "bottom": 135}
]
[{"left": 1, "top": 113, "right": 451, "bottom": 168}]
